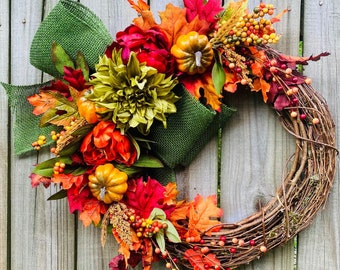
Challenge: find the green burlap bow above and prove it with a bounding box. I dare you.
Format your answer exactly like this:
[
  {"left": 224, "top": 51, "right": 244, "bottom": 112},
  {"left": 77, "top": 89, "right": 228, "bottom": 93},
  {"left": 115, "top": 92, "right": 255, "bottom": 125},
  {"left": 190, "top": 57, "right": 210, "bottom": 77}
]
[{"left": 1, "top": 0, "right": 236, "bottom": 175}]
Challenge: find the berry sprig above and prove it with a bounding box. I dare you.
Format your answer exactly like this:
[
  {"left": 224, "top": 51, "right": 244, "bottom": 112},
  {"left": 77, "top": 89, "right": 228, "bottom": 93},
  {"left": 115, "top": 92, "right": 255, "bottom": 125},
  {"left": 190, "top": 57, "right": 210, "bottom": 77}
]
[
  {"left": 31, "top": 135, "right": 47, "bottom": 151},
  {"left": 223, "top": 3, "right": 280, "bottom": 49}
]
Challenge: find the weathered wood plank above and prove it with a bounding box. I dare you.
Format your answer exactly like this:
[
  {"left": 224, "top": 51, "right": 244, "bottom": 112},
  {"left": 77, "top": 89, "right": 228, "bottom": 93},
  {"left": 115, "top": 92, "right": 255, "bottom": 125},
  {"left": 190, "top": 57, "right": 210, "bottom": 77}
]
[
  {"left": 297, "top": 0, "right": 340, "bottom": 269},
  {"left": 9, "top": 0, "right": 75, "bottom": 269},
  {"left": 220, "top": 1, "right": 301, "bottom": 269},
  {"left": 0, "top": 0, "right": 9, "bottom": 269}
]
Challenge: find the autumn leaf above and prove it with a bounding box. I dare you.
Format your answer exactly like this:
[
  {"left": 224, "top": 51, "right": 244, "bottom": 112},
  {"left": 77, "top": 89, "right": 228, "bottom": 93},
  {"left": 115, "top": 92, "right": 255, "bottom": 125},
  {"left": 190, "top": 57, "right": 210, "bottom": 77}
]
[
  {"left": 158, "top": 4, "right": 189, "bottom": 45},
  {"left": 39, "top": 90, "right": 79, "bottom": 127},
  {"left": 184, "top": 248, "right": 221, "bottom": 270},
  {"left": 163, "top": 182, "right": 178, "bottom": 205},
  {"left": 181, "top": 73, "right": 222, "bottom": 111},
  {"left": 186, "top": 194, "right": 223, "bottom": 238},
  {"left": 127, "top": 0, "right": 149, "bottom": 13},
  {"left": 252, "top": 77, "right": 270, "bottom": 103},
  {"left": 184, "top": 0, "right": 223, "bottom": 25},
  {"left": 128, "top": 0, "right": 157, "bottom": 31},
  {"left": 51, "top": 173, "right": 84, "bottom": 190},
  {"left": 67, "top": 184, "right": 91, "bottom": 213},
  {"left": 27, "top": 91, "right": 57, "bottom": 116},
  {"left": 169, "top": 200, "right": 192, "bottom": 237},
  {"left": 30, "top": 173, "right": 51, "bottom": 188},
  {"left": 223, "top": 71, "right": 239, "bottom": 93},
  {"left": 79, "top": 199, "right": 106, "bottom": 226}
]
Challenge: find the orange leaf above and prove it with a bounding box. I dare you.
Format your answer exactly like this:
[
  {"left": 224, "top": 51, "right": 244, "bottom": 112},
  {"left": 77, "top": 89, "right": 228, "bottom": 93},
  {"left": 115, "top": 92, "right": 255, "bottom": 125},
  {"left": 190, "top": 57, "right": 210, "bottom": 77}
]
[
  {"left": 133, "top": 10, "right": 157, "bottom": 31},
  {"left": 184, "top": 248, "right": 221, "bottom": 270},
  {"left": 27, "top": 91, "right": 57, "bottom": 115},
  {"left": 252, "top": 77, "right": 270, "bottom": 103},
  {"left": 163, "top": 182, "right": 178, "bottom": 205},
  {"left": 182, "top": 73, "right": 222, "bottom": 111},
  {"left": 170, "top": 200, "right": 192, "bottom": 237},
  {"left": 51, "top": 174, "right": 83, "bottom": 190},
  {"left": 158, "top": 4, "right": 189, "bottom": 45},
  {"left": 79, "top": 199, "right": 104, "bottom": 226},
  {"left": 141, "top": 239, "right": 153, "bottom": 270},
  {"left": 186, "top": 194, "right": 223, "bottom": 238},
  {"left": 271, "top": 9, "right": 288, "bottom": 24},
  {"left": 223, "top": 71, "right": 239, "bottom": 93},
  {"left": 127, "top": 0, "right": 149, "bottom": 13}
]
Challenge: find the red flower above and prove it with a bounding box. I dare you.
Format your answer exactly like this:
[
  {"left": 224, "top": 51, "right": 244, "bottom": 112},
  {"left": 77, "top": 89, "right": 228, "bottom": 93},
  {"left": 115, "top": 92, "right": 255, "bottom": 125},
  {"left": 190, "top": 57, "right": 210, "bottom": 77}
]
[
  {"left": 80, "top": 121, "right": 137, "bottom": 166},
  {"left": 122, "top": 177, "right": 175, "bottom": 219},
  {"left": 105, "top": 25, "right": 175, "bottom": 75}
]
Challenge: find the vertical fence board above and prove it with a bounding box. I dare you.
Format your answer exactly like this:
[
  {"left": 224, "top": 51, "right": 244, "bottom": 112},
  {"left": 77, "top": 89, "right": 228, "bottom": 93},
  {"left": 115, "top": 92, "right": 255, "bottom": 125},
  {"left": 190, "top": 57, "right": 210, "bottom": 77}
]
[
  {"left": 8, "top": 0, "right": 76, "bottom": 269},
  {"left": 220, "top": 1, "right": 301, "bottom": 269},
  {"left": 0, "top": 0, "right": 9, "bottom": 269},
  {"left": 297, "top": 0, "right": 340, "bottom": 269}
]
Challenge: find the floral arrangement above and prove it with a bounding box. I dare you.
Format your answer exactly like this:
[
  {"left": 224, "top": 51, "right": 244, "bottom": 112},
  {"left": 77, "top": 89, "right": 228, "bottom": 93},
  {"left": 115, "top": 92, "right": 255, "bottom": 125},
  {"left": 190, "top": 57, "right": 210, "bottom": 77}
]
[{"left": 2, "top": 0, "right": 337, "bottom": 269}]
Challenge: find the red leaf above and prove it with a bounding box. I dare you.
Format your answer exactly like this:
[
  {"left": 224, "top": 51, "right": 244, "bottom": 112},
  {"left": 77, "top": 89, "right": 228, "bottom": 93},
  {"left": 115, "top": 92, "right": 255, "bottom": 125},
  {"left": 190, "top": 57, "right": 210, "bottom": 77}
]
[
  {"left": 123, "top": 177, "right": 174, "bottom": 218},
  {"left": 67, "top": 185, "right": 91, "bottom": 213},
  {"left": 184, "top": 0, "right": 223, "bottom": 25},
  {"left": 30, "top": 173, "right": 51, "bottom": 188},
  {"left": 184, "top": 248, "right": 221, "bottom": 270}
]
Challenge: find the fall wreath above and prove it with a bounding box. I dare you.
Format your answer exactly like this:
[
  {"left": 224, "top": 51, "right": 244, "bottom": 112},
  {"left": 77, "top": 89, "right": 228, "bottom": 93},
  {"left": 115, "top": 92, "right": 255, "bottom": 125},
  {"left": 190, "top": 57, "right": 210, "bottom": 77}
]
[{"left": 2, "top": 0, "right": 337, "bottom": 269}]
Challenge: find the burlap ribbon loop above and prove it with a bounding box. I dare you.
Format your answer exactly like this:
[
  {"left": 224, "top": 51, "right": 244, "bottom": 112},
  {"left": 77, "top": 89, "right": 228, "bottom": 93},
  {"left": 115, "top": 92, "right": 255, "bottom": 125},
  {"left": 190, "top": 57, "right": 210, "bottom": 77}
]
[
  {"left": 30, "top": 0, "right": 113, "bottom": 77},
  {"left": 147, "top": 87, "right": 236, "bottom": 169}
]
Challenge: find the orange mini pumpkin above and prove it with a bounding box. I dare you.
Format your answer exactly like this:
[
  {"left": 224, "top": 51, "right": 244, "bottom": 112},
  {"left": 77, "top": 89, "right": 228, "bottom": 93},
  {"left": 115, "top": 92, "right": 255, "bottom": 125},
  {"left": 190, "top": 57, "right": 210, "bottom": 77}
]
[
  {"left": 88, "top": 163, "right": 128, "bottom": 204},
  {"left": 77, "top": 88, "right": 101, "bottom": 124},
  {"left": 171, "top": 31, "right": 214, "bottom": 75}
]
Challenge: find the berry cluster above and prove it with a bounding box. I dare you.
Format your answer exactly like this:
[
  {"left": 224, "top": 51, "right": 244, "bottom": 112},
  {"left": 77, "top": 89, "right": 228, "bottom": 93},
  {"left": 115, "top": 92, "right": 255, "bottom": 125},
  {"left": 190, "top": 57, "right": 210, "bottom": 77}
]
[
  {"left": 126, "top": 209, "right": 167, "bottom": 239},
  {"left": 53, "top": 161, "right": 66, "bottom": 175},
  {"left": 31, "top": 135, "right": 47, "bottom": 151},
  {"left": 224, "top": 3, "right": 279, "bottom": 48}
]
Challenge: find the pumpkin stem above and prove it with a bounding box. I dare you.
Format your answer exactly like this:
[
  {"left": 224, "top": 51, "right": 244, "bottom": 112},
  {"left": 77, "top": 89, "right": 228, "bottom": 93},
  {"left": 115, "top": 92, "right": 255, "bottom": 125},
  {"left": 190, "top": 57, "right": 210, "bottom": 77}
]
[
  {"left": 100, "top": 187, "right": 106, "bottom": 201},
  {"left": 195, "top": 51, "right": 202, "bottom": 67}
]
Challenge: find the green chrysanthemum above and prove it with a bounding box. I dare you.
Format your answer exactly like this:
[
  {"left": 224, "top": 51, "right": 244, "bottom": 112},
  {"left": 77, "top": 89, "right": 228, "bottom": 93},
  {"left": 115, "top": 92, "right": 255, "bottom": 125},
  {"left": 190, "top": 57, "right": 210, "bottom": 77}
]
[{"left": 88, "top": 49, "right": 179, "bottom": 135}]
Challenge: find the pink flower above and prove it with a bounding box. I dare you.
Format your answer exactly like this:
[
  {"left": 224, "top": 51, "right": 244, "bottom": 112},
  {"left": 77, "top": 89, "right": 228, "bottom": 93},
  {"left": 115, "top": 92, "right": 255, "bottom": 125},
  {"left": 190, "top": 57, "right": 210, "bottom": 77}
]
[{"left": 105, "top": 25, "right": 175, "bottom": 75}]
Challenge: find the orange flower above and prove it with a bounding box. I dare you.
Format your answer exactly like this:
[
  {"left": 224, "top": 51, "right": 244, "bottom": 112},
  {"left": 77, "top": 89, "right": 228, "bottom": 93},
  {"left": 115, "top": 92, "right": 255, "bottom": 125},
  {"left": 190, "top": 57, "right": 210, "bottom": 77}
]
[{"left": 80, "top": 121, "right": 137, "bottom": 166}]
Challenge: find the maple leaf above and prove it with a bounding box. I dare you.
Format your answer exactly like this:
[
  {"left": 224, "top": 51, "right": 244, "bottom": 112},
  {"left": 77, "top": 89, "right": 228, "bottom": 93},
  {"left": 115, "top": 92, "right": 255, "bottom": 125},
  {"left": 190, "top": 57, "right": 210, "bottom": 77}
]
[
  {"left": 27, "top": 91, "right": 57, "bottom": 116},
  {"left": 163, "top": 182, "right": 178, "bottom": 205},
  {"left": 169, "top": 200, "right": 192, "bottom": 237},
  {"left": 79, "top": 199, "right": 106, "bottom": 227},
  {"left": 184, "top": 248, "right": 221, "bottom": 270},
  {"left": 67, "top": 185, "right": 91, "bottom": 213},
  {"left": 128, "top": 0, "right": 157, "bottom": 31},
  {"left": 181, "top": 73, "right": 222, "bottom": 111},
  {"left": 158, "top": 4, "right": 189, "bottom": 45},
  {"left": 252, "top": 77, "right": 270, "bottom": 103},
  {"left": 184, "top": 0, "right": 223, "bottom": 25},
  {"left": 30, "top": 173, "right": 51, "bottom": 188},
  {"left": 51, "top": 173, "right": 84, "bottom": 190},
  {"left": 186, "top": 195, "right": 223, "bottom": 238},
  {"left": 223, "top": 71, "right": 240, "bottom": 93}
]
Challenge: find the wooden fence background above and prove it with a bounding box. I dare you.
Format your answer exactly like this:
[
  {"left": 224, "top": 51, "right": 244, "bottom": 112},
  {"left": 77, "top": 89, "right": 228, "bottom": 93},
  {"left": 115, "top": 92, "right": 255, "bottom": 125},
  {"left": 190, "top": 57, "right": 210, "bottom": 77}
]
[{"left": 0, "top": 0, "right": 339, "bottom": 269}]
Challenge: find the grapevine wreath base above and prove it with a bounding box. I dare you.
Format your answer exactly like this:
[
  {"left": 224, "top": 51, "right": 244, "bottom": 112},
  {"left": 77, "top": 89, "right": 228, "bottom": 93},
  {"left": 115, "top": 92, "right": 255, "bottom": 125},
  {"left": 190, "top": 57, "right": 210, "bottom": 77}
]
[
  {"left": 1, "top": 0, "right": 338, "bottom": 269},
  {"left": 167, "top": 83, "right": 337, "bottom": 268}
]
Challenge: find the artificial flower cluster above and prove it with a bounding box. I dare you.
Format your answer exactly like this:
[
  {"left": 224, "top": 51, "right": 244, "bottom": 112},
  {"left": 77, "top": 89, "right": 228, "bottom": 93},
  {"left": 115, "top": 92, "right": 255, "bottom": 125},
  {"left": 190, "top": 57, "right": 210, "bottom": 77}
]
[{"left": 28, "top": 0, "right": 328, "bottom": 269}]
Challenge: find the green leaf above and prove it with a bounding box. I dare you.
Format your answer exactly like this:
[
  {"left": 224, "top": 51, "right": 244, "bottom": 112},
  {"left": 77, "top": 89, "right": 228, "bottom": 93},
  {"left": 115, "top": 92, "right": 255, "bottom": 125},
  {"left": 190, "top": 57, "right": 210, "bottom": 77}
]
[
  {"left": 155, "top": 229, "right": 166, "bottom": 253},
  {"left": 114, "top": 164, "right": 143, "bottom": 177},
  {"left": 47, "top": 189, "right": 67, "bottom": 200},
  {"left": 149, "top": 208, "right": 167, "bottom": 221},
  {"left": 163, "top": 220, "right": 181, "bottom": 243},
  {"left": 212, "top": 51, "right": 226, "bottom": 94},
  {"left": 51, "top": 42, "right": 75, "bottom": 75},
  {"left": 33, "top": 156, "right": 72, "bottom": 177},
  {"left": 76, "top": 51, "right": 89, "bottom": 81},
  {"left": 133, "top": 155, "right": 164, "bottom": 168}
]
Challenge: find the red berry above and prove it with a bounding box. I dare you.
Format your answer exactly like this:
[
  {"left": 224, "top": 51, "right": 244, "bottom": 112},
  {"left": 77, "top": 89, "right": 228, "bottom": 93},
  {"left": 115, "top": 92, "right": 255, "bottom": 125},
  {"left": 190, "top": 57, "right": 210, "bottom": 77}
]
[
  {"left": 249, "top": 239, "right": 256, "bottom": 246},
  {"left": 229, "top": 247, "right": 237, "bottom": 253}
]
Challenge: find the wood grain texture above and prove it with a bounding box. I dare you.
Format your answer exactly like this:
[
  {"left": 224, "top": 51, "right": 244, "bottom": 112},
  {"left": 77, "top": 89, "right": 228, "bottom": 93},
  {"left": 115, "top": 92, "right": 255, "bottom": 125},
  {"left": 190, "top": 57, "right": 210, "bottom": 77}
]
[
  {"left": 0, "top": 0, "right": 9, "bottom": 269},
  {"left": 297, "top": 0, "right": 340, "bottom": 269}
]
